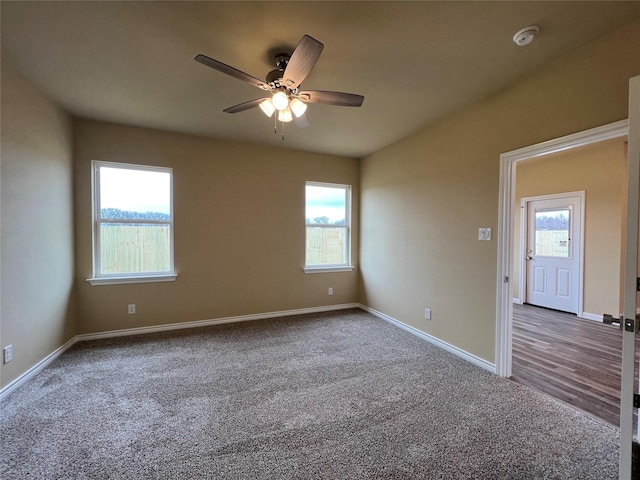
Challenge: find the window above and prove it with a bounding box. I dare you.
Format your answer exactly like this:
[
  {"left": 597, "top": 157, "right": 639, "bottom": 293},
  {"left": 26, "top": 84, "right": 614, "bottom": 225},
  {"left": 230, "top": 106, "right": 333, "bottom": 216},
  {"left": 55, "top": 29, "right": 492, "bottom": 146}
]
[
  {"left": 304, "top": 182, "right": 353, "bottom": 272},
  {"left": 534, "top": 209, "right": 570, "bottom": 257},
  {"left": 88, "top": 161, "right": 176, "bottom": 285}
]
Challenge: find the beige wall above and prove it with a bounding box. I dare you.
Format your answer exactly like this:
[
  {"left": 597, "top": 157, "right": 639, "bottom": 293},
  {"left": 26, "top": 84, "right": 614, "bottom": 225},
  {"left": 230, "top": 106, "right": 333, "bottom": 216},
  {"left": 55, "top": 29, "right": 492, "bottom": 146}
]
[
  {"left": 513, "top": 139, "right": 626, "bottom": 316},
  {"left": 1, "top": 60, "right": 76, "bottom": 388},
  {"left": 73, "top": 120, "right": 359, "bottom": 334},
  {"left": 3, "top": 18, "right": 640, "bottom": 387},
  {"left": 359, "top": 19, "right": 640, "bottom": 363}
]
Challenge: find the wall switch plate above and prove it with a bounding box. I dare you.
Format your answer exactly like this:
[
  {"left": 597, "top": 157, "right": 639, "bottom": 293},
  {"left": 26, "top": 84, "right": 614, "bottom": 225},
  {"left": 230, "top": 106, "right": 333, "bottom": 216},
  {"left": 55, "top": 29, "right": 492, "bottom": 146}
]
[
  {"left": 328, "top": 287, "right": 334, "bottom": 296},
  {"left": 128, "top": 304, "right": 136, "bottom": 315},
  {"left": 424, "top": 308, "right": 431, "bottom": 320},
  {"left": 3, "top": 345, "right": 13, "bottom": 364},
  {"left": 478, "top": 228, "right": 492, "bottom": 241}
]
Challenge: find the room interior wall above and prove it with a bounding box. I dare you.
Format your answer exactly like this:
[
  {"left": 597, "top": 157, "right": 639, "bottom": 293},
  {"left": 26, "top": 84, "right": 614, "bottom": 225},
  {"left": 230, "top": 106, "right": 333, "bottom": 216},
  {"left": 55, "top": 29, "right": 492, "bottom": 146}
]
[
  {"left": 3, "top": 18, "right": 640, "bottom": 390},
  {"left": 73, "top": 120, "right": 359, "bottom": 335},
  {"left": 512, "top": 139, "right": 626, "bottom": 317},
  {"left": 358, "top": 19, "right": 640, "bottom": 363},
  {"left": 0, "top": 60, "right": 76, "bottom": 388}
]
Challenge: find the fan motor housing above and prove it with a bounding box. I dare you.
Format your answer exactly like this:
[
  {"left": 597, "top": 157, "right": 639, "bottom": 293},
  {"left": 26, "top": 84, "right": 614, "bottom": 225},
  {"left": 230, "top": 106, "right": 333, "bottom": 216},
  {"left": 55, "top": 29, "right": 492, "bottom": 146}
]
[
  {"left": 266, "top": 53, "right": 291, "bottom": 86},
  {"left": 266, "top": 69, "right": 283, "bottom": 85},
  {"left": 274, "top": 53, "right": 290, "bottom": 70}
]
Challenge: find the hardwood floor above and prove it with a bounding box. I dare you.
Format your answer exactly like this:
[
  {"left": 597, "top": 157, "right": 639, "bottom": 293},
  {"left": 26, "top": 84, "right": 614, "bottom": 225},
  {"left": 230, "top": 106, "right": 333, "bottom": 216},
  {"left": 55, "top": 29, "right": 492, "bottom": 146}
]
[{"left": 511, "top": 303, "right": 638, "bottom": 427}]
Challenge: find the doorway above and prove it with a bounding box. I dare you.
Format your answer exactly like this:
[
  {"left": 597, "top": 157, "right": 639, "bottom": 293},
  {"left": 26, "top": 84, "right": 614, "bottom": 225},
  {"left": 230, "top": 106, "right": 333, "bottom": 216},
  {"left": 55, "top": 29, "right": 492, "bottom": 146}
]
[
  {"left": 496, "top": 76, "right": 640, "bottom": 480},
  {"left": 508, "top": 135, "right": 624, "bottom": 426},
  {"left": 495, "top": 119, "right": 629, "bottom": 378}
]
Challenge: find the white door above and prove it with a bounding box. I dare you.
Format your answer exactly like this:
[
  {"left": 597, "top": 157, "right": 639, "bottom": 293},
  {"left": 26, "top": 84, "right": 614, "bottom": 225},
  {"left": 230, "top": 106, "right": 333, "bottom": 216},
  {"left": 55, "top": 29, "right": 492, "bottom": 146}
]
[
  {"left": 525, "top": 194, "right": 582, "bottom": 313},
  {"left": 619, "top": 75, "right": 640, "bottom": 480}
]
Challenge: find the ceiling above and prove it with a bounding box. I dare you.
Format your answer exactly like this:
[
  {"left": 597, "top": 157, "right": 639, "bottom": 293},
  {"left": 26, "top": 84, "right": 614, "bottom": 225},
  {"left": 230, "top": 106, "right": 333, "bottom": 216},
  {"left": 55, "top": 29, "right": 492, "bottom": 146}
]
[{"left": 3, "top": 1, "right": 640, "bottom": 158}]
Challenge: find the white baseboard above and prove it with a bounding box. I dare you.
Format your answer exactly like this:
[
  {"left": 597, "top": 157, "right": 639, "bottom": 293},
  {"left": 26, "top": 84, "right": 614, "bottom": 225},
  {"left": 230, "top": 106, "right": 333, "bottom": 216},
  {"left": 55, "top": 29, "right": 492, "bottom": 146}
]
[
  {"left": 0, "top": 336, "right": 78, "bottom": 401},
  {"left": 76, "top": 303, "right": 360, "bottom": 342},
  {"left": 359, "top": 304, "right": 496, "bottom": 374},
  {"left": 0, "top": 303, "right": 359, "bottom": 401},
  {"left": 579, "top": 312, "right": 603, "bottom": 322},
  {"left": 1, "top": 302, "right": 496, "bottom": 400},
  {"left": 513, "top": 298, "right": 522, "bottom": 305}
]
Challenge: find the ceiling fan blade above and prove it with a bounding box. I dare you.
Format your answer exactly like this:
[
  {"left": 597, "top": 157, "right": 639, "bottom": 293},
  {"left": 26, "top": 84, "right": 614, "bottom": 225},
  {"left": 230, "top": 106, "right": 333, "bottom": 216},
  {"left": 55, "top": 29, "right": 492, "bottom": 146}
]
[
  {"left": 195, "top": 54, "right": 269, "bottom": 91},
  {"left": 293, "top": 113, "right": 311, "bottom": 128},
  {"left": 223, "top": 98, "right": 268, "bottom": 114},
  {"left": 298, "top": 90, "right": 364, "bottom": 107},
  {"left": 282, "top": 35, "right": 324, "bottom": 90}
]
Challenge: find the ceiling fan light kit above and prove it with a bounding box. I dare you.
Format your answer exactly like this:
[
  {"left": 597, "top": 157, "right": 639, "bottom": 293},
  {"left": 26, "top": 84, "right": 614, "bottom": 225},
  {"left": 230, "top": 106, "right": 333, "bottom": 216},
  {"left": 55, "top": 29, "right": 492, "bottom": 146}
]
[
  {"left": 277, "top": 108, "right": 293, "bottom": 123},
  {"left": 272, "top": 91, "right": 289, "bottom": 111},
  {"left": 259, "top": 99, "right": 276, "bottom": 117},
  {"left": 195, "top": 34, "right": 364, "bottom": 139},
  {"left": 289, "top": 98, "right": 307, "bottom": 117}
]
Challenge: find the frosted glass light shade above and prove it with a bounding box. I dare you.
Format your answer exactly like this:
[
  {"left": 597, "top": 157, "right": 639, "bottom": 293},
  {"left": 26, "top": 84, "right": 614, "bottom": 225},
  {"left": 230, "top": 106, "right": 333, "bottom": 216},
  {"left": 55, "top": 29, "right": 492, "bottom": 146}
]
[
  {"left": 290, "top": 98, "right": 307, "bottom": 117},
  {"left": 277, "top": 107, "right": 293, "bottom": 122},
  {"left": 259, "top": 99, "right": 275, "bottom": 117},
  {"left": 272, "top": 91, "right": 289, "bottom": 111}
]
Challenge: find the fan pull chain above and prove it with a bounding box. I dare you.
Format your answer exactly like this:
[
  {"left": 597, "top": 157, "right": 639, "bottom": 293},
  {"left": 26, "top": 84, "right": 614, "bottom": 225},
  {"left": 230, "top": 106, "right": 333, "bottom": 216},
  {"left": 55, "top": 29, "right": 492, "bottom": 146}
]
[
  {"left": 282, "top": 120, "right": 285, "bottom": 141},
  {"left": 274, "top": 114, "right": 277, "bottom": 134}
]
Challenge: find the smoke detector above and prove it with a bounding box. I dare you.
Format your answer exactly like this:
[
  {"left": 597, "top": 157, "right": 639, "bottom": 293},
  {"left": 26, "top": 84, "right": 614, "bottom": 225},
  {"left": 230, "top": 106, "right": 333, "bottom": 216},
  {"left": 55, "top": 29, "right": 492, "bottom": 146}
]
[{"left": 513, "top": 25, "right": 540, "bottom": 46}]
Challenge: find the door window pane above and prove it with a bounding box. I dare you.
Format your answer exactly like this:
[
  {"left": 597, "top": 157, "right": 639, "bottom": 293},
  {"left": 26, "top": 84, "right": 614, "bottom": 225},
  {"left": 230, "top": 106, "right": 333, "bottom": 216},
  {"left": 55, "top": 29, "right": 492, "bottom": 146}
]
[{"left": 535, "top": 209, "right": 569, "bottom": 257}]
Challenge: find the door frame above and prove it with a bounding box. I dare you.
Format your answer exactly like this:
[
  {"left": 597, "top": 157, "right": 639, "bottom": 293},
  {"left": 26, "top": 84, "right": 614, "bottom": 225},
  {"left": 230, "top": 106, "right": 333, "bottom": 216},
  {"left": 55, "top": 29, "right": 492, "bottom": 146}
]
[
  {"left": 495, "top": 119, "right": 628, "bottom": 378},
  {"left": 517, "top": 191, "right": 585, "bottom": 317},
  {"left": 619, "top": 74, "right": 640, "bottom": 480}
]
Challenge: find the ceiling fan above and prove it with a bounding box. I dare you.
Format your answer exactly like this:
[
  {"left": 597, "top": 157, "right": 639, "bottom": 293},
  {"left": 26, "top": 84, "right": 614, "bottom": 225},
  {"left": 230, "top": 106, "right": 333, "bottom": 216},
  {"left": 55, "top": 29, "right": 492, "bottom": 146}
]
[{"left": 195, "top": 34, "right": 364, "bottom": 133}]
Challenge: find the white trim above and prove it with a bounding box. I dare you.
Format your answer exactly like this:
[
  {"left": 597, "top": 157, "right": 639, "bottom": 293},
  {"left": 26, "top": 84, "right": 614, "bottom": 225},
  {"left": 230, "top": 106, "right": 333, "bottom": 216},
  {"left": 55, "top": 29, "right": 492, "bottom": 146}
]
[
  {"left": 579, "top": 312, "right": 603, "bottom": 322},
  {"left": 518, "top": 191, "right": 585, "bottom": 316},
  {"left": 1, "top": 302, "right": 496, "bottom": 401},
  {"left": 360, "top": 304, "right": 496, "bottom": 374},
  {"left": 513, "top": 297, "right": 522, "bottom": 305},
  {"left": 499, "top": 119, "right": 629, "bottom": 163},
  {"left": 496, "top": 119, "right": 629, "bottom": 379},
  {"left": 496, "top": 145, "right": 515, "bottom": 377},
  {"left": 76, "top": 303, "right": 360, "bottom": 341},
  {"left": 0, "top": 303, "right": 360, "bottom": 400},
  {"left": 87, "top": 273, "right": 178, "bottom": 286},
  {"left": 0, "top": 337, "right": 78, "bottom": 401},
  {"left": 303, "top": 266, "right": 355, "bottom": 274},
  {"left": 621, "top": 76, "right": 640, "bottom": 475},
  {"left": 518, "top": 197, "right": 527, "bottom": 310},
  {"left": 92, "top": 161, "right": 175, "bottom": 280},
  {"left": 305, "top": 181, "right": 352, "bottom": 268}
]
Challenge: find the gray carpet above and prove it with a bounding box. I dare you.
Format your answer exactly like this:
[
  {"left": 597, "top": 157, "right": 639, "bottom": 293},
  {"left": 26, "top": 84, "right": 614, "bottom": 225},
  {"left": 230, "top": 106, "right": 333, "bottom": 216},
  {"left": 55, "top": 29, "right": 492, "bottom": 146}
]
[{"left": 1, "top": 309, "right": 620, "bottom": 479}]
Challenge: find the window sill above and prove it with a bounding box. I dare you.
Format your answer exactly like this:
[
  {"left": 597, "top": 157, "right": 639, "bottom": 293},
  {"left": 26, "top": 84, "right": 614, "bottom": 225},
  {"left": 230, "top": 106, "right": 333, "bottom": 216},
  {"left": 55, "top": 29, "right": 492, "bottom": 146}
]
[
  {"left": 303, "top": 266, "right": 355, "bottom": 274},
  {"left": 86, "top": 274, "right": 178, "bottom": 286}
]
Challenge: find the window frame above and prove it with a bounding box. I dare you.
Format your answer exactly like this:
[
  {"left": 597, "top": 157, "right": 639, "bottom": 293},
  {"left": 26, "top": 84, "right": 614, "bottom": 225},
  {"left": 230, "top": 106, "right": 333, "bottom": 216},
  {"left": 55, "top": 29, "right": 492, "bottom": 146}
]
[
  {"left": 304, "top": 181, "right": 354, "bottom": 273},
  {"left": 87, "top": 161, "right": 177, "bottom": 285}
]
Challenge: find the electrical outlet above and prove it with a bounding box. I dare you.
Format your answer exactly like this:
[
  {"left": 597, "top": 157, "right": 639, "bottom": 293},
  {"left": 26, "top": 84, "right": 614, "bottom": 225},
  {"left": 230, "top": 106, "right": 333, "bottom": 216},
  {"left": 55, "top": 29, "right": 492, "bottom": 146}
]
[
  {"left": 128, "top": 304, "right": 136, "bottom": 315},
  {"left": 328, "top": 287, "right": 334, "bottom": 296},
  {"left": 3, "top": 345, "right": 13, "bottom": 364},
  {"left": 424, "top": 308, "right": 431, "bottom": 320}
]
